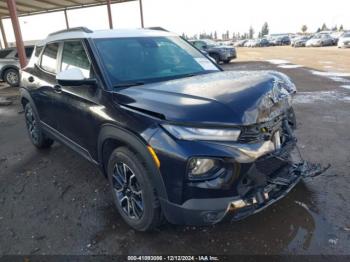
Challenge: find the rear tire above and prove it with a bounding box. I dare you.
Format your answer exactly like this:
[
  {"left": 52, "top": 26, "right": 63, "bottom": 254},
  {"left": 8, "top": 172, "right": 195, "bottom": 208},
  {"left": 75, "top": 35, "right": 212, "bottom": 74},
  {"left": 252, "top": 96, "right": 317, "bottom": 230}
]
[
  {"left": 107, "top": 147, "right": 162, "bottom": 231},
  {"left": 4, "top": 68, "right": 19, "bottom": 87},
  {"left": 24, "top": 103, "right": 54, "bottom": 149},
  {"left": 223, "top": 59, "right": 231, "bottom": 64}
]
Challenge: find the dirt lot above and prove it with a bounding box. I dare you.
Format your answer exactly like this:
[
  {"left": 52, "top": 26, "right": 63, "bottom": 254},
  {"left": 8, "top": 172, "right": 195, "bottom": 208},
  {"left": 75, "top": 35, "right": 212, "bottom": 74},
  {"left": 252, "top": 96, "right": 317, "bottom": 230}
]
[
  {"left": 237, "top": 46, "right": 350, "bottom": 73},
  {"left": 1, "top": 48, "right": 350, "bottom": 256}
]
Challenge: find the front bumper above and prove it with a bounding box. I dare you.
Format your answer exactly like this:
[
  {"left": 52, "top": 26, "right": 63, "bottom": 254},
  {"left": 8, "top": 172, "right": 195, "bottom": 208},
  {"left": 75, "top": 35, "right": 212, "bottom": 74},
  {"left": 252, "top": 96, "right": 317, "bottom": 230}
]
[
  {"left": 294, "top": 42, "right": 306, "bottom": 47},
  {"left": 160, "top": 155, "right": 323, "bottom": 225},
  {"left": 338, "top": 42, "right": 350, "bottom": 48},
  {"left": 160, "top": 145, "right": 303, "bottom": 225},
  {"left": 221, "top": 51, "right": 237, "bottom": 61}
]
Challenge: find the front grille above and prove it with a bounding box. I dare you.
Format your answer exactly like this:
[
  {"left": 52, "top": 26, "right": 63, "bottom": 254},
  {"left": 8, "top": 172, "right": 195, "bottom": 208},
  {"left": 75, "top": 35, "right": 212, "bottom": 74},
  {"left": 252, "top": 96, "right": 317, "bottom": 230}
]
[{"left": 238, "top": 115, "right": 284, "bottom": 144}]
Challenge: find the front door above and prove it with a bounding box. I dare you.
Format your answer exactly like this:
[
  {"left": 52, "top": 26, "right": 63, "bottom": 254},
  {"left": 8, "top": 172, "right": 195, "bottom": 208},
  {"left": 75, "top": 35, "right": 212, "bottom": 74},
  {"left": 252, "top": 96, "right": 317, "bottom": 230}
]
[{"left": 53, "top": 40, "right": 101, "bottom": 155}]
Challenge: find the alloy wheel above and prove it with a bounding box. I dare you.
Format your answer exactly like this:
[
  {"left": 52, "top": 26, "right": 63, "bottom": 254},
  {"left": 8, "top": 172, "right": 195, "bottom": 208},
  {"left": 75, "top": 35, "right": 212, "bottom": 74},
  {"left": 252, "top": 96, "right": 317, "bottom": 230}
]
[
  {"left": 6, "top": 71, "right": 18, "bottom": 85},
  {"left": 112, "top": 162, "right": 144, "bottom": 220},
  {"left": 25, "top": 106, "right": 39, "bottom": 143}
]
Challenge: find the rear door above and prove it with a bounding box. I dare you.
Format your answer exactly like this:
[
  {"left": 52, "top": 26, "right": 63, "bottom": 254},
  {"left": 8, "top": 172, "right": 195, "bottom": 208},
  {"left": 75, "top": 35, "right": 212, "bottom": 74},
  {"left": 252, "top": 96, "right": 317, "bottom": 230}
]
[{"left": 29, "top": 42, "right": 60, "bottom": 129}]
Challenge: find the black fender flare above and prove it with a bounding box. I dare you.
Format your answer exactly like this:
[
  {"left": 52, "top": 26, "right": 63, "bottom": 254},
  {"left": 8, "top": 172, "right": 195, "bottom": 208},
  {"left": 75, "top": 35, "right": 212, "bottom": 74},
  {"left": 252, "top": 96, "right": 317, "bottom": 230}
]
[
  {"left": 97, "top": 124, "right": 168, "bottom": 201},
  {"left": 1, "top": 65, "right": 19, "bottom": 78},
  {"left": 19, "top": 88, "right": 40, "bottom": 119}
]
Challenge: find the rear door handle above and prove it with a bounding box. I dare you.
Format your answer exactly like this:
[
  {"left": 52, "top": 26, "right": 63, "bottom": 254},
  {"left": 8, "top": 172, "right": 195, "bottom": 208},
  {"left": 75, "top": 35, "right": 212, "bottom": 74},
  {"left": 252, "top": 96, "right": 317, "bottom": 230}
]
[{"left": 53, "top": 84, "right": 62, "bottom": 93}]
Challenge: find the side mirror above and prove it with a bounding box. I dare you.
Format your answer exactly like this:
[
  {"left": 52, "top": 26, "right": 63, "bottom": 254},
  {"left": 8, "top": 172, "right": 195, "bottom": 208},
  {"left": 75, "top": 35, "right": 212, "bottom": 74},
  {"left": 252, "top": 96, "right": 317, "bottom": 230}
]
[
  {"left": 56, "top": 68, "right": 96, "bottom": 86},
  {"left": 202, "top": 45, "right": 208, "bottom": 50}
]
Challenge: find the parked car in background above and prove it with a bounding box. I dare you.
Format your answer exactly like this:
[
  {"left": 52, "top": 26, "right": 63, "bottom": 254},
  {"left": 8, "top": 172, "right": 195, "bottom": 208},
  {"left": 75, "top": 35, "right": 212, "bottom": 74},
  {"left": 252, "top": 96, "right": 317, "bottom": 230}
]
[
  {"left": 338, "top": 32, "right": 350, "bottom": 48},
  {"left": 234, "top": 39, "right": 248, "bottom": 47},
  {"left": 270, "top": 35, "right": 291, "bottom": 46},
  {"left": 291, "top": 35, "right": 312, "bottom": 47},
  {"left": 259, "top": 38, "right": 270, "bottom": 47},
  {"left": 189, "top": 39, "right": 236, "bottom": 64},
  {"left": 244, "top": 39, "right": 270, "bottom": 48},
  {"left": 0, "top": 46, "right": 34, "bottom": 86},
  {"left": 244, "top": 39, "right": 256, "bottom": 47},
  {"left": 218, "top": 40, "right": 234, "bottom": 46},
  {"left": 330, "top": 31, "right": 343, "bottom": 45},
  {"left": 306, "top": 34, "right": 334, "bottom": 47},
  {"left": 290, "top": 35, "right": 302, "bottom": 46}
]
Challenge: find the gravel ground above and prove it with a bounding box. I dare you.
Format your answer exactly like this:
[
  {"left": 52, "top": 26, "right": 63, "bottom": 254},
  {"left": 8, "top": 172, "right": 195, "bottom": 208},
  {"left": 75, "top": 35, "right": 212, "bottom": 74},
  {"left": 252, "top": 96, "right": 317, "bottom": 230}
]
[
  {"left": 0, "top": 58, "right": 350, "bottom": 255},
  {"left": 236, "top": 46, "right": 350, "bottom": 73}
]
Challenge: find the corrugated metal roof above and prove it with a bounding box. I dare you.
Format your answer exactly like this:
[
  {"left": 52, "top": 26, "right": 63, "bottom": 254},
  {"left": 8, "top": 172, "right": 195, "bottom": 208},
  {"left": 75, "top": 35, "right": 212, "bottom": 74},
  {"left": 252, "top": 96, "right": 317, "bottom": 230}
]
[{"left": 0, "top": 0, "right": 137, "bottom": 18}]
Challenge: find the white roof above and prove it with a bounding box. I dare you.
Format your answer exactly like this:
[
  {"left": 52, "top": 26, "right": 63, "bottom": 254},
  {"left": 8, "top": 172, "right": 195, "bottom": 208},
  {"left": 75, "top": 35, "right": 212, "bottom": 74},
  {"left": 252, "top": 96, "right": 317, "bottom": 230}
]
[{"left": 42, "top": 28, "right": 178, "bottom": 44}]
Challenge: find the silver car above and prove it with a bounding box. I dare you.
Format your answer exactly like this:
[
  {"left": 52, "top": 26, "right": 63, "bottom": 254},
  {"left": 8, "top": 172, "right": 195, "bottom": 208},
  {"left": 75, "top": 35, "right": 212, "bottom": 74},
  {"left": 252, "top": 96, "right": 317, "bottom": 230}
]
[
  {"left": 338, "top": 32, "right": 350, "bottom": 48},
  {"left": 305, "top": 34, "right": 334, "bottom": 47},
  {"left": 0, "top": 46, "right": 34, "bottom": 86}
]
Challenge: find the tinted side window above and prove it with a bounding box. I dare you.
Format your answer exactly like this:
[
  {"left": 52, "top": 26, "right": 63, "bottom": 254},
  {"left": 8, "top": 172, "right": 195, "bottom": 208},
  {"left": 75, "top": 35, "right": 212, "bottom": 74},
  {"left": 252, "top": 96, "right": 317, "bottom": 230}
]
[
  {"left": 61, "top": 41, "right": 90, "bottom": 78},
  {"left": 0, "top": 49, "right": 12, "bottom": 58},
  {"left": 41, "top": 43, "right": 59, "bottom": 74},
  {"left": 25, "top": 47, "right": 34, "bottom": 58}
]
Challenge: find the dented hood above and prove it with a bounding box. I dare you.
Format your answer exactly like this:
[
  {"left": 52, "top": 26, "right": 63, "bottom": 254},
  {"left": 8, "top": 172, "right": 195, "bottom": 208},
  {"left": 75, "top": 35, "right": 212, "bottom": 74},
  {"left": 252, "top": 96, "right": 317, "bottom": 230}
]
[{"left": 113, "top": 71, "right": 295, "bottom": 125}]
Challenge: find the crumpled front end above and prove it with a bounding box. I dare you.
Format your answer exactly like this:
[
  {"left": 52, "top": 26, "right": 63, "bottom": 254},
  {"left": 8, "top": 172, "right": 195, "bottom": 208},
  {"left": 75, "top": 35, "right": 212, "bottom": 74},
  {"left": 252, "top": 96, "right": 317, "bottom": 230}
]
[
  {"left": 158, "top": 113, "right": 328, "bottom": 225},
  {"left": 222, "top": 117, "right": 328, "bottom": 223}
]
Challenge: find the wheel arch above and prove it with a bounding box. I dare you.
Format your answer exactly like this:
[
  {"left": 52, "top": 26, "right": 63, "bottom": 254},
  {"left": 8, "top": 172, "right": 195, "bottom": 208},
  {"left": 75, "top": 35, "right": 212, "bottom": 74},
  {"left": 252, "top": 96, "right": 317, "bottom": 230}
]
[
  {"left": 1, "top": 65, "right": 19, "bottom": 79},
  {"left": 98, "top": 124, "right": 168, "bottom": 200},
  {"left": 19, "top": 88, "right": 40, "bottom": 117}
]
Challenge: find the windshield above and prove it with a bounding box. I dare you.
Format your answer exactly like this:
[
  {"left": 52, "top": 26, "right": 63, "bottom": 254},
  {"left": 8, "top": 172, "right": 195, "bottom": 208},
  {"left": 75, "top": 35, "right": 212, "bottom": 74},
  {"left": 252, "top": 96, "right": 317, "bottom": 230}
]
[{"left": 94, "top": 36, "right": 219, "bottom": 86}]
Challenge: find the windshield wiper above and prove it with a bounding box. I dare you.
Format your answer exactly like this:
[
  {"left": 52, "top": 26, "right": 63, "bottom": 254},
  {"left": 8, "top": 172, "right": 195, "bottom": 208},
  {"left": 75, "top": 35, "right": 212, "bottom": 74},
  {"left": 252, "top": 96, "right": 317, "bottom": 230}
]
[{"left": 113, "top": 82, "right": 145, "bottom": 88}]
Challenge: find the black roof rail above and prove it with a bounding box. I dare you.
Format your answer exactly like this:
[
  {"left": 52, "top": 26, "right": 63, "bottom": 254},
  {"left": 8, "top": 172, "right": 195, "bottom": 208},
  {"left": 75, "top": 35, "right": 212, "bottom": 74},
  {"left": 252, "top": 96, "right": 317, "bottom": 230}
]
[
  {"left": 145, "top": 27, "right": 168, "bottom": 32},
  {"left": 48, "top": 27, "right": 93, "bottom": 36}
]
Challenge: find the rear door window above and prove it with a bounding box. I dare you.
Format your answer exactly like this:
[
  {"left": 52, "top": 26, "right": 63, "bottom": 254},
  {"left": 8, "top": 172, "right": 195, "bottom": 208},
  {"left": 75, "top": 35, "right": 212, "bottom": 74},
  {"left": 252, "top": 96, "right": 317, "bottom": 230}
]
[
  {"left": 25, "top": 47, "right": 34, "bottom": 58},
  {"left": 61, "top": 41, "right": 91, "bottom": 78},
  {"left": 41, "top": 43, "right": 59, "bottom": 74},
  {"left": 0, "top": 49, "right": 13, "bottom": 58}
]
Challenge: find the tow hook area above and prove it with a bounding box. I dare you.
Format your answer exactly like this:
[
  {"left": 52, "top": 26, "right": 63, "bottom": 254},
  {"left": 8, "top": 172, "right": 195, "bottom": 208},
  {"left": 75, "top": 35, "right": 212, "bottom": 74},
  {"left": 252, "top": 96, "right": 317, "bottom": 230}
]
[
  {"left": 294, "top": 161, "right": 331, "bottom": 179},
  {"left": 227, "top": 149, "right": 330, "bottom": 221}
]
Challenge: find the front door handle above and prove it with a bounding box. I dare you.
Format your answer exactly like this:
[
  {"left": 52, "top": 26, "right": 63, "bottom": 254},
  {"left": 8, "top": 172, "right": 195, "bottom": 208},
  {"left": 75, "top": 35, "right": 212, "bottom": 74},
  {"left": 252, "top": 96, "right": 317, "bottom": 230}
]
[{"left": 53, "top": 84, "right": 62, "bottom": 93}]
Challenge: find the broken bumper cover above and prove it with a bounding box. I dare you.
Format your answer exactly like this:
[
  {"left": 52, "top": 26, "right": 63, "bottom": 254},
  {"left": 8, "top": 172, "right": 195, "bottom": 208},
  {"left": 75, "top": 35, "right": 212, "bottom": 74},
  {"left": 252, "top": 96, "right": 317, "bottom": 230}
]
[{"left": 160, "top": 159, "right": 325, "bottom": 226}]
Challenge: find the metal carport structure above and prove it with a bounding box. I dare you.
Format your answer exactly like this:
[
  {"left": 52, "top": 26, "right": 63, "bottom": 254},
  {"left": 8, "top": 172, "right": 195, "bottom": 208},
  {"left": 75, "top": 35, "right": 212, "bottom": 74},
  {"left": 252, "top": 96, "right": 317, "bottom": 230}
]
[{"left": 0, "top": 0, "right": 144, "bottom": 68}]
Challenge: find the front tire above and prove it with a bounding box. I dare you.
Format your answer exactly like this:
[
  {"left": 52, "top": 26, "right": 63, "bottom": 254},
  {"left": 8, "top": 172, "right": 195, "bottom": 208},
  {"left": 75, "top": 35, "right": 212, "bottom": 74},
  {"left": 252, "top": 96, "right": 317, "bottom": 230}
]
[
  {"left": 107, "top": 147, "right": 162, "bottom": 231},
  {"left": 24, "top": 103, "right": 54, "bottom": 149},
  {"left": 4, "top": 68, "right": 19, "bottom": 87}
]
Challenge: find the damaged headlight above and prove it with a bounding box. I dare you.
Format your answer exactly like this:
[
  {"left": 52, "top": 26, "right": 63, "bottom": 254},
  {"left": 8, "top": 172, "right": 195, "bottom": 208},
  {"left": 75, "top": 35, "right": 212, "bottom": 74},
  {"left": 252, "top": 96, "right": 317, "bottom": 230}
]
[{"left": 162, "top": 124, "right": 241, "bottom": 141}]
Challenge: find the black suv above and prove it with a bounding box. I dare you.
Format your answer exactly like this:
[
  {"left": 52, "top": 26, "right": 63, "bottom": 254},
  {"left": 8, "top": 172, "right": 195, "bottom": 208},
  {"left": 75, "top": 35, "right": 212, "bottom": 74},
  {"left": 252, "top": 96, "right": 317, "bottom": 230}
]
[
  {"left": 20, "top": 27, "right": 318, "bottom": 231},
  {"left": 189, "top": 39, "right": 236, "bottom": 64}
]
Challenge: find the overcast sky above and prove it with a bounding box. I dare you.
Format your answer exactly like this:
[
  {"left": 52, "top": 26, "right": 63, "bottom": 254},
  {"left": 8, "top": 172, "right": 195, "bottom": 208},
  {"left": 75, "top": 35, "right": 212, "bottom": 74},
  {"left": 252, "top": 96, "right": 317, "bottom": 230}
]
[{"left": 1, "top": 0, "right": 350, "bottom": 43}]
